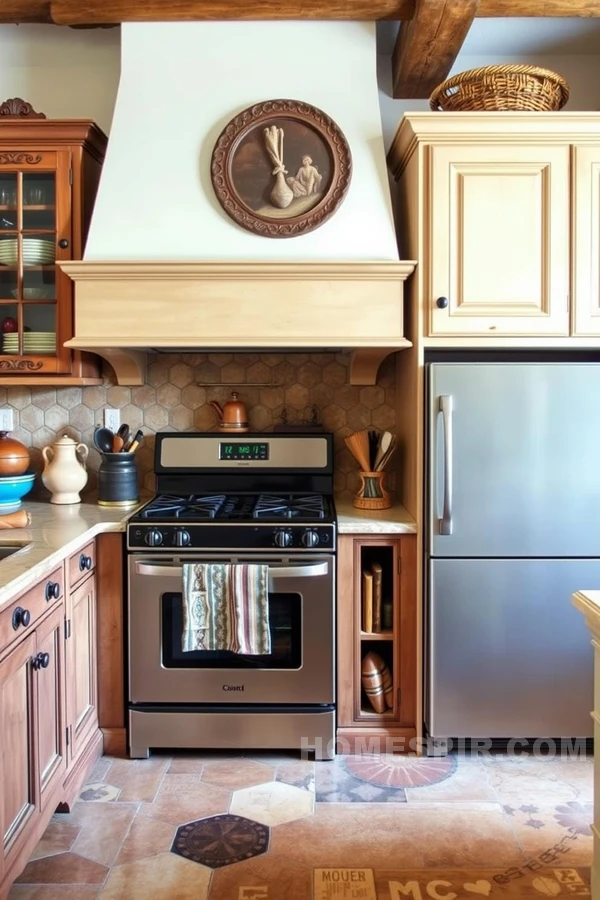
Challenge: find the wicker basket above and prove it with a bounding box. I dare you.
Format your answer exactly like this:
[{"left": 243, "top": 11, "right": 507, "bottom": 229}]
[{"left": 429, "top": 65, "right": 569, "bottom": 112}]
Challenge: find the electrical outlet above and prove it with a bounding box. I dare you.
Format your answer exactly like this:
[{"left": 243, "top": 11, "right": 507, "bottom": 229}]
[
  {"left": 0, "top": 408, "right": 13, "bottom": 432},
  {"left": 104, "top": 408, "right": 120, "bottom": 433}
]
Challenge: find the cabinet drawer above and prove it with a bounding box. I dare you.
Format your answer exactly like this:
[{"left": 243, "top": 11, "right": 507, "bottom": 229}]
[
  {"left": 0, "top": 565, "right": 64, "bottom": 656},
  {"left": 68, "top": 540, "right": 95, "bottom": 589}
]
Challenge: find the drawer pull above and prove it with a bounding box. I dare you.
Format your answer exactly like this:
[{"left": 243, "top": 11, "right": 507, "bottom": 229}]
[
  {"left": 79, "top": 554, "right": 92, "bottom": 572},
  {"left": 436, "top": 296, "right": 449, "bottom": 309},
  {"left": 32, "top": 652, "right": 50, "bottom": 670},
  {"left": 12, "top": 606, "right": 30, "bottom": 630},
  {"left": 45, "top": 581, "right": 61, "bottom": 601}
]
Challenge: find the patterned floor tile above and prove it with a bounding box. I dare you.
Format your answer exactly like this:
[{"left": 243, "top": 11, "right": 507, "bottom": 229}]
[
  {"left": 315, "top": 756, "right": 407, "bottom": 802},
  {"left": 201, "top": 759, "right": 275, "bottom": 790},
  {"left": 504, "top": 800, "right": 594, "bottom": 866},
  {"left": 171, "top": 814, "right": 269, "bottom": 868},
  {"left": 29, "top": 819, "right": 81, "bottom": 860},
  {"left": 15, "top": 853, "right": 108, "bottom": 885},
  {"left": 231, "top": 780, "right": 314, "bottom": 826},
  {"left": 373, "top": 866, "right": 591, "bottom": 900},
  {"left": 343, "top": 753, "right": 457, "bottom": 789},
  {"left": 276, "top": 759, "right": 315, "bottom": 793},
  {"left": 141, "top": 777, "right": 231, "bottom": 826},
  {"left": 78, "top": 783, "right": 121, "bottom": 803},
  {"left": 97, "top": 851, "right": 211, "bottom": 900},
  {"left": 113, "top": 814, "right": 176, "bottom": 866},
  {"left": 481, "top": 755, "right": 593, "bottom": 805}
]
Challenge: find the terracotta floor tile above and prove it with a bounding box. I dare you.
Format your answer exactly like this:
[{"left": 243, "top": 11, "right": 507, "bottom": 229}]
[
  {"left": 29, "top": 819, "right": 81, "bottom": 860},
  {"left": 141, "top": 779, "right": 231, "bottom": 826},
  {"left": 101, "top": 755, "right": 170, "bottom": 803},
  {"left": 209, "top": 850, "right": 312, "bottom": 899},
  {"left": 167, "top": 754, "right": 207, "bottom": 775},
  {"left": 8, "top": 887, "right": 100, "bottom": 899},
  {"left": 97, "top": 851, "right": 211, "bottom": 900},
  {"left": 276, "top": 759, "right": 315, "bottom": 792},
  {"left": 504, "top": 801, "right": 594, "bottom": 867},
  {"left": 88, "top": 758, "right": 113, "bottom": 783},
  {"left": 405, "top": 757, "right": 499, "bottom": 803},
  {"left": 481, "top": 755, "right": 593, "bottom": 805},
  {"left": 65, "top": 802, "right": 139, "bottom": 868},
  {"left": 15, "top": 852, "right": 108, "bottom": 885},
  {"left": 114, "top": 814, "right": 176, "bottom": 866},
  {"left": 270, "top": 804, "right": 525, "bottom": 869},
  {"left": 201, "top": 759, "right": 275, "bottom": 790}
]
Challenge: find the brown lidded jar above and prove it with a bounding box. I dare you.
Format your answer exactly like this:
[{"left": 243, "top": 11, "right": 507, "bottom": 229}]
[{"left": 0, "top": 431, "right": 30, "bottom": 477}]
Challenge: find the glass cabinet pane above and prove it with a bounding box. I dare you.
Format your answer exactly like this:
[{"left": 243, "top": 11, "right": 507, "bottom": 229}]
[
  {"left": 0, "top": 173, "right": 17, "bottom": 226},
  {"left": 0, "top": 304, "right": 18, "bottom": 355},
  {"left": 23, "top": 173, "right": 55, "bottom": 231}
]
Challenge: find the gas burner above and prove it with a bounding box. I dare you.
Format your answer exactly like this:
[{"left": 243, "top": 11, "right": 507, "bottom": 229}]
[
  {"left": 140, "top": 494, "right": 227, "bottom": 519},
  {"left": 253, "top": 493, "right": 325, "bottom": 520}
]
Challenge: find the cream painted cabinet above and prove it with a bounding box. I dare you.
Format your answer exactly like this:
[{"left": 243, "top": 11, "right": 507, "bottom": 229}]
[
  {"left": 572, "top": 144, "right": 600, "bottom": 336},
  {"left": 388, "top": 113, "right": 600, "bottom": 345},
  {"left": 429, "top": 142, "right": 570, "bottom": 337}
]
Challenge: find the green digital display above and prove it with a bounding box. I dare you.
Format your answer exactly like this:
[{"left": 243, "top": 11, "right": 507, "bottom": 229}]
[{"left": 219, "top": 442, "right": 269, "bottom": 461}]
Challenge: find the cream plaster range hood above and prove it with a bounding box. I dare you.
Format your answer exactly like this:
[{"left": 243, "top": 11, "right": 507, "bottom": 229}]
[{"left": 62, "top": 21, "right": 415, "bottom": 386}]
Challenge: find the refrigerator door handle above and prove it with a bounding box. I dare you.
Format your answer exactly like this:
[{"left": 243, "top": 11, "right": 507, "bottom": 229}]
[{"left": 439, "top": 394, "right": 453, "bottom": 535}]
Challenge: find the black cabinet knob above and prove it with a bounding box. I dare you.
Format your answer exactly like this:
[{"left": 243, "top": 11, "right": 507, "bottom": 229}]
[
  {"left": 32, "top": 652, "right": 50, "bottom": 670},
  {"left": 436, "top": 296, "right": 449, "bottom": 309},
  {"left": 12, "top": 606, "right": 30, "bottom": 630},
  {"left": 79, "top": 554, "right": 92, "bottom": 571},
  {"left": 45, "top": 581, "right": 60, "bottom": 601},
  {"left": 58, "top": 238, "right": 69, "bottom": 249}
]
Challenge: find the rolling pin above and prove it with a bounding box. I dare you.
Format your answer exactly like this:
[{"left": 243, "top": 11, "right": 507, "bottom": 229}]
[{"left": 0, "top": 509, "right": 31, "bottom": 529}]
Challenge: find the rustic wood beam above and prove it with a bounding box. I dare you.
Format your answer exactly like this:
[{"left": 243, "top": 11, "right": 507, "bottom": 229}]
[
  {"left": 392, "top": 0, "right": 479, "bottom": 99},
  {"left": 479, "top": 0, "right": 600, "bottom": 15},
  {"left": 0, "top": 1, "right": 52, "bottom": 23},
  {"left": 50, "top": 0, "right": 416, "bottom": 24}
]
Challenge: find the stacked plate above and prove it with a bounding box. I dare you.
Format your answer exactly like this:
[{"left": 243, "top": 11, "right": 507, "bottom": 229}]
[
  {"left": 3, "top": 331, "right": 56, "bottom": 354},
  {"left": 0, "top": 239, "right": 55, "bottom": 266}
]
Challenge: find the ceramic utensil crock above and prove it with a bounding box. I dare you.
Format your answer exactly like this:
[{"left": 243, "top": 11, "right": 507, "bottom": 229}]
[{"left": 41, "top": 434, "right": 88, "bottom": 504}]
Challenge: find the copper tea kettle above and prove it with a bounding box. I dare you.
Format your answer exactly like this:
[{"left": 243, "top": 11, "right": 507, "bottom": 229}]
[{"left": 210, "top": 392, "right": 249, "bottom": 433}]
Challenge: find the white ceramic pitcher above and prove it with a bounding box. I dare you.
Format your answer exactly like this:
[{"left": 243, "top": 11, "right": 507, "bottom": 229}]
[{"left": 42, "top": 434, "right": 88, "bottom": 505}]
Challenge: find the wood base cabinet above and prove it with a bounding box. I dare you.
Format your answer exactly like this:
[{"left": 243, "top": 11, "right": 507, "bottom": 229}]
[{"left": 337, "top": 533, "right": 416, "bottom": 754}]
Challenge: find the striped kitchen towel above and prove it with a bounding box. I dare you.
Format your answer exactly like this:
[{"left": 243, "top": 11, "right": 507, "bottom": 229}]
[{"left": 181, "top": 563, "right": 271, "bottom": 655}]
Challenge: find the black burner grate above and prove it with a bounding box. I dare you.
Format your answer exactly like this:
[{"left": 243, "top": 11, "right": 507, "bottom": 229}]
[{"left": 253, "top": 494, "right": 325, "bottom": 520}]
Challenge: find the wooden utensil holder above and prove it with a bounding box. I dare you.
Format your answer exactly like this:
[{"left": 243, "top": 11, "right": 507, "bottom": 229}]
[{"left": 353, "top": 471, "right": 391, "bottom": 510}]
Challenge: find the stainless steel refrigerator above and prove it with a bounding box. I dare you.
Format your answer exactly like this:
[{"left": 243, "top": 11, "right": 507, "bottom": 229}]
[{"left": 426, "top": 362, "right": 600, "bottom": 743}]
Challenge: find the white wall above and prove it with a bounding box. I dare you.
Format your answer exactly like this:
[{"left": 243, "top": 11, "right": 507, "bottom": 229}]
[{"left": 0, "top": 24, "right": 119, "bottom": 135}]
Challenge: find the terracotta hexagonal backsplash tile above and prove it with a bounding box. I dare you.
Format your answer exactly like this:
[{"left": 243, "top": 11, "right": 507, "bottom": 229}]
[{"left": 4, "top": 352, "right": 396, "bottom": 500}]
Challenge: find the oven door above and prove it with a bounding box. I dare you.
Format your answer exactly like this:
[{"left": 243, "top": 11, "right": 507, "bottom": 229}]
[{"left": 128, "top": 553, "right": 335, "bottom": 705}]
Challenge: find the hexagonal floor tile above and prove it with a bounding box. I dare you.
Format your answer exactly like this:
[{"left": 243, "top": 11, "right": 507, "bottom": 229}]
[
  {"left": 171, "top": 814, "right": 269, "bottom": 868},
  {"left": 230, "top": 780, "right": 314, "bottom": 826}
]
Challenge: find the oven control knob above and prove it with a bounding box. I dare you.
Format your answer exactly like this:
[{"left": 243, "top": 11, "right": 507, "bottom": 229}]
[
  {"left": 174, "top": 529, "right": 191, "bottom": 547},
  {"left": 273, "top": 528, "right": 293, "bottom": 548},
  {"left": 301, "top": 529, "right": 320, "bottom": 548},
  {"left": 145, "top": 529, "right": 164, "bottom": 547}
]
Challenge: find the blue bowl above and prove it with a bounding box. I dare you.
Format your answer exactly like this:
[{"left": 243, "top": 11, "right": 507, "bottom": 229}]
[{"left": 0, "top": 472, "right": 35, "bottom": 512}]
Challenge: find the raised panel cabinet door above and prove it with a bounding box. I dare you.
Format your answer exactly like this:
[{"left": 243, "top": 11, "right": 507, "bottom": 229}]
[
  {"left": 428, "top": 143, "right": 570, "bottom": 337},
  {"left": 67, "top": 574, "right": 97, "bottom": 762},
  {"left": 34, "top": 604, "right": 66, "bottom": 813},
  {"left": 0, "top": 632, "right": 36, "bottom": 874},
  {"left": 572, "top": 145, "right": 600, "bottom": 336}
]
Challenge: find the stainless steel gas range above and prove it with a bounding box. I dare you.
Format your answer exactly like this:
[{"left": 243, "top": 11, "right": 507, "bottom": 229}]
[{"left": 127, "top": 432, "right": 336, "bottom": 760}]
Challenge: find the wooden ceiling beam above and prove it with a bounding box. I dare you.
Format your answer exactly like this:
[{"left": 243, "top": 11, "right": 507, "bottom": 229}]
[
  {"left": 479, "top": 0, "right": 600, "bottom": 14},
  {"left": 0, "top": 1, "right": 52, "bottom": 23},
  {"left": 49, "top": 0, "right": 416, "bottom": 25},
  {"left": 392, "top": 0, "right": 479, "bottom": 99}
]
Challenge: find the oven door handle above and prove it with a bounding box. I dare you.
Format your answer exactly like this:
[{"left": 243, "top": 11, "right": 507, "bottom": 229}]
[{"left": 133, "top": 561, "right": 329, "bottom": 584}]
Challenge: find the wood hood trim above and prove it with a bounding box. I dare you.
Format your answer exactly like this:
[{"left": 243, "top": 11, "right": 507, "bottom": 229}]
[{"left": 61, "top": 260, "right": 416, "bottom": 385}]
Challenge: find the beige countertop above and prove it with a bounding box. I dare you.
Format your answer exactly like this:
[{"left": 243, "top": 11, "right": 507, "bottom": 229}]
[
  {"left": 335, "top": 498, "right": 417, "bottom": 534},
  {"left": 0, "top": 501, "right": 137, "bottom": 609},
  {"left": 572, "top": 590, "right": 600, "bottom": 627}
]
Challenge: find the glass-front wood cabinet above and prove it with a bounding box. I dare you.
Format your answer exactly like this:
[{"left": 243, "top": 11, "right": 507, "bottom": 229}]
[{"left": 0, "top": 98, "right": 107, "bottom": 384}]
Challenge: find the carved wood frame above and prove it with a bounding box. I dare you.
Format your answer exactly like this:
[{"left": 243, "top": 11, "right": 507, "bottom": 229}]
[{"left": 210, "top": 99, "right": 352, "bottom": 238}]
